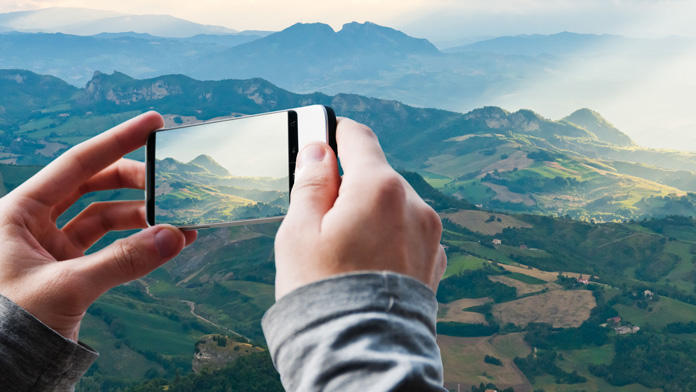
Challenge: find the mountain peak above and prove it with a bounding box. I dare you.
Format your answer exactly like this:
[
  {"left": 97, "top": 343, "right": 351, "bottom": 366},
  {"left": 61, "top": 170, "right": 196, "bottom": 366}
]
[
  {"left": 190, "top": 154, "right": 230, "bottom": 177},
  {"left": 563, "top": 108, "right": 634, "bottom": 146},
  {"left": 337, "top": 21, "right": 439, "bottom": 55}
]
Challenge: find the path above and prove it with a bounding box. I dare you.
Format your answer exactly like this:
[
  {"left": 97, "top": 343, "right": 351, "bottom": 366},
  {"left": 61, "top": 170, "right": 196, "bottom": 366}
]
[{"left": 141, "top": 280, "right": 250, "bottom": 341}]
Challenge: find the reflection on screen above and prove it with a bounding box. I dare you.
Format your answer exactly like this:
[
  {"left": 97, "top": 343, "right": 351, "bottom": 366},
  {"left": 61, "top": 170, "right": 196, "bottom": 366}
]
[{"left": 154, "top": 112, "right": 289, "bottom": 226}]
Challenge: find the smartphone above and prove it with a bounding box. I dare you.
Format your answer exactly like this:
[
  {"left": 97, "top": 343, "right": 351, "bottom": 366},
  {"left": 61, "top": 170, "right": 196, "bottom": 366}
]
[{"left": 145, "top": 105, "right": 337, "bottom": 229}]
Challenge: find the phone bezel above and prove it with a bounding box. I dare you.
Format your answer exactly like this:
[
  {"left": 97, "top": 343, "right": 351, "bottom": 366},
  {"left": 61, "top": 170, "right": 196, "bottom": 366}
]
[{"left": 145, "top": 110, "right": 299, "bottom": 230}]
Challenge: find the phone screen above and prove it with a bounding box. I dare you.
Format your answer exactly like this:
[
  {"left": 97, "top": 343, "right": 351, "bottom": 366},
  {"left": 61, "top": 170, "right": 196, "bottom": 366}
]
[{"left": 148, "top": 111, "right": 297, "bottom": 228}]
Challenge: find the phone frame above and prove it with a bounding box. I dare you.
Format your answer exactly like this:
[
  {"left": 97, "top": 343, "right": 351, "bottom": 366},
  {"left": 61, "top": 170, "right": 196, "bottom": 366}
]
[{"left": 145, "top": 109, "right": 299, "bottom": 230}]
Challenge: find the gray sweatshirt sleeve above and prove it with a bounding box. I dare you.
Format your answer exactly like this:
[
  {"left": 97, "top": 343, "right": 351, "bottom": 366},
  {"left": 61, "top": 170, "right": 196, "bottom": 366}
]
[
  {"left": 262, "top": 272, "right": 446, "bottom": 392},
  {"left": 0, "top": 294, "right": 98, "bottom": 392}
]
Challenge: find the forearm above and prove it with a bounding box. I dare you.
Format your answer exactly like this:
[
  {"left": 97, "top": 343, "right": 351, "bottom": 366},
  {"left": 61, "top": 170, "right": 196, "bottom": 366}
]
[
  {"left": 262, "top": 272, "right": 446, "bottom": 392},
  {"left": 0, "top": 294, "right": 98, "bottom": 392}
]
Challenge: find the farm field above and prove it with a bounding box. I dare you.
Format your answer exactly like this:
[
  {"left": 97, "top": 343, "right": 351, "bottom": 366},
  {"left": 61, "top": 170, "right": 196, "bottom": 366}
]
[
  {"left": 438, "top": 297, "right": 491, "bottom": 325},
  {"left": 491, "top": 290, "right": 596, "bottom": 328},
  {"left": 441, "top": 209, "right": 532, "bottom": 235},
  {"left": 489, "top": 261, "right": 590, "bottom": 282},
  {"left": 488, "top": 275, "right": 561, "bottom": 296},
  {"left": 615, "top": 297, "right": 696, "bottom": 328},
  {"left": 437, "top": 334, "right": 533, "bottom": 392},
  {"left": 444, "top": 253, "right": 489, "bottom": 278}
]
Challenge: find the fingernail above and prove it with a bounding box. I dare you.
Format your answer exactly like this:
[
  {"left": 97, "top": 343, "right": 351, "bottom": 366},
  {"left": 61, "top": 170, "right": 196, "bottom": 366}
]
[
  {"left": 155, "top": 227, "right": 180, "bottom": 258},
  {"left": 296, "top": 144, "right": 326, "bottom": 170}
]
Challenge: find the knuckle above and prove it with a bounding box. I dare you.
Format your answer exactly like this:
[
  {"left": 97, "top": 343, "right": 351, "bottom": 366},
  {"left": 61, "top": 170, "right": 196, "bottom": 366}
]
[
  {"left": 356, "top": 123, "right": 379, "bottom": 141},
  {"left": 371, "top": 172, "right": 407, "bottom": 209},
  {"left": 294, "top": 169, "right": 331, "bottom": 191},
  {"left": 111, "top": 240, "right": 143, "bottom": 279},
  {"left": 421, "top": 204, "right": 443, "bottom": 235}
]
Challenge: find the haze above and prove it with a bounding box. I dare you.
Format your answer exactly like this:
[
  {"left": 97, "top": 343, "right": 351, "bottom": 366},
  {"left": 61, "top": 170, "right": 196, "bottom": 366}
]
[{"left": 3, "top": 0, "right": 696, "bottom": 150}]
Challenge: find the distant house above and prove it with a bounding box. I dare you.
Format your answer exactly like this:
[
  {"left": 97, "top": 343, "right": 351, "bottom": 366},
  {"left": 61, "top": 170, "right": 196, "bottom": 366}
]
[
  {"left": 615, "top": 325, "right": 640, "bottom": 335},
  {"left": 492, "top": 239, "right": 502, "bottom": 245},
  {"left": 607, "top": 316, "right": 621, "bottom": 324},
  {"left": 577, "top": 278, "right": 589, "bottom": 285},
  {"left": 644, "top": 290, "right": 654, "bottom": 299},
  {"left": 519, "top": 244, "right": 528, "bottom": 250}
]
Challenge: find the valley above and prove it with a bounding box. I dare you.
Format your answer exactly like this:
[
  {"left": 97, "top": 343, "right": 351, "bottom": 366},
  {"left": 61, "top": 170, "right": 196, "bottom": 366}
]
[{"left": 1, "top": 64, "right": 696, "bottom": 392}]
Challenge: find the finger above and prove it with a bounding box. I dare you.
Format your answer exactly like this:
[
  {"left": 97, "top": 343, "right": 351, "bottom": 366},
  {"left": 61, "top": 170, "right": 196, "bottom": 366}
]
[
  {"left": 72, "top": 225, "right": 186, "bottom": 293},
  {"left": 183, "top": 230, "right": 198, "bottom": 247},
  {"left": 335, "top": 117, "right": 389, "bottom": 174},
  {"left": 17, "top": 111, "right": 163, "bottom": 207},
  {"left": 62, "top": 201, "right": 147, "bottom": 252},
  {"left": 51, "top": 159, "right": 145, "bottom": 221},
  {"left": 284, "top": 142, "right": 340, "bottom": 232}
]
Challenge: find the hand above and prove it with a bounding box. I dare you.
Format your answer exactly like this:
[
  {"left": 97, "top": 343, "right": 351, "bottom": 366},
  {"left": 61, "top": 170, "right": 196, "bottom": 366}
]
[
  {"left": 274, "top": 118, "right": 446, "bottom": 299},
  {"left": 0, "top": 112, "right": 197, "bottom": 341}
]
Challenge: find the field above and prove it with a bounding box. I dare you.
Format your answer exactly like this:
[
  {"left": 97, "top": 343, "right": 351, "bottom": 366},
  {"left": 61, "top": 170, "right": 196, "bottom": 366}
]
[
  {"left": 444, "top": 253, "right": 488, "bottom": 278},
  {"left": 615, "top": 296, "right": 696, "bottom": 328},
  {"left": 80, "top": 313, "right": 165, "bottom": 381},
  {"left": 437, "top": 334, "right": 533, "bottom": 392},
  {"left": 438, "top": 297, "right": 491, "bottom": 325},
  {"left": 488, "top": 275, "right": 561, "bottom": 296},
  {"left": 442, "top": 209, "right": 532, "bottom": 235},
  {"left": 491, "top": 290, "right": 596, "bottom": 328},
  {"left": 490, "top": 261, "right": 591, "bottom": 282}
]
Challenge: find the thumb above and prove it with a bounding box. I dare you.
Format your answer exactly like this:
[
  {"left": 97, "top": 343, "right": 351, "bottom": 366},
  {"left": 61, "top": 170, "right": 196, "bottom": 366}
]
[
  {"left": 286, "top": 142, "right": 340, "bottom": 229},
  {"left": 76, "top": 225, "right": 186, "bottom": 295}
]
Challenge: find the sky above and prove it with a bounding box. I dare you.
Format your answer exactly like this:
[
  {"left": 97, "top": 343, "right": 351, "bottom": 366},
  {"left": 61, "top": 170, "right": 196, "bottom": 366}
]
[
  {"left": 2, "top": 0, "right": 696, "bottom": 42},
  {"left": 156, "top": 112, "right": 289, "bottom": 178}
]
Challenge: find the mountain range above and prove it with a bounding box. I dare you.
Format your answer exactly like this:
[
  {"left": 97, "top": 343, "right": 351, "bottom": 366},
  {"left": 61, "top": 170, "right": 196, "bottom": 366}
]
[
  {"left": 2, "top": 68, "right": 696, "bottom": 223},
  {"left": 2, "top": 9, "right": 695, "bottom": 153},
  {"left": 0, "top": 7, "right": 258, "bottom": 37}
]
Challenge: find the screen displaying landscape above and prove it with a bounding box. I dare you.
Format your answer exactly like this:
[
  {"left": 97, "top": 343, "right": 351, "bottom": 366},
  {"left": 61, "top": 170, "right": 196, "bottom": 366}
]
[
  {"left": 154, "top": 113, "right": 289, "bottom": 226},
  {"left": 2, "top": 3, "right": 696, "bottom": 392}
]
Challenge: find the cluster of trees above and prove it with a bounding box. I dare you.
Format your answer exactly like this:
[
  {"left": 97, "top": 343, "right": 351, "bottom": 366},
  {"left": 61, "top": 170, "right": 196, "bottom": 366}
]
[
  {"left": 524, "top": 322, "right": 608, "bottom": 351},
  {"left": 484, "top": 355, "right": 503, "bottom": 366},
  {"left": 589, "top": 332, "right": 696, "bottom": 391},
  {"left": 514, "top": 351, "right": 587, "bottom": 384},
  {"left": 125, "top": 352, "right": 282, "bottom": 392},
  {"left": 526, "top": 150, "right": 557, "bottom": 162},
  {"left": 437, "top": 321, "right": 498, "bottom": 337},
  {"left": 664, "top": 321, "right": 696, "bottom": 334},
  {"left": 436, "top": 268, "right": 517, "bottom": 303}
]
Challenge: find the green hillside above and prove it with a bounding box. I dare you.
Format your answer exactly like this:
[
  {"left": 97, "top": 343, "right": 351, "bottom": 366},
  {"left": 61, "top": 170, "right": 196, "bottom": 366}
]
[{"left": 3, "top": 70, "right": 696, "bottom": 221}]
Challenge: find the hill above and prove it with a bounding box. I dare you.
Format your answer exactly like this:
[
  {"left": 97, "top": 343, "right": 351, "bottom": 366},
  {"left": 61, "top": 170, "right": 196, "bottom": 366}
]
[
  {"left": 4, "top": 69, "right": 696, "bottom": 221},
  {"left": 189, "top": 154, "right": 230, "bottom": 177},
  {"left": 4, "top": 155, "right": 696, "bottom": 391},
  {"left": 563, "top": 108, "right": 633, "bottom": 147}
]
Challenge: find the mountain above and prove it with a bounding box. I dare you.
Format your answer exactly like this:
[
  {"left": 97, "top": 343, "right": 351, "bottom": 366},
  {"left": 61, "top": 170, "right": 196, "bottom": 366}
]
[
  {"left": 0, "top": 7, "right": 238, "bottom": 37},
  {"left": 191, "top": 21, "right": 440, "bottom": 86},
  {"left": 444, "top": 32, "right": 631, "bottom": 56},
  {"left": 0, "top": 31, "right": 261, "bottom": 86},
  {"left": 563, "top": 108, "right": 634, "bottom": 147},
  {"left": 190, "top": 154, "right": 230, "bottom": 177}
]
